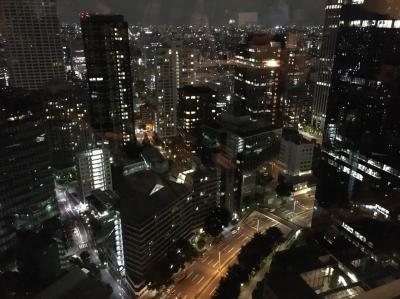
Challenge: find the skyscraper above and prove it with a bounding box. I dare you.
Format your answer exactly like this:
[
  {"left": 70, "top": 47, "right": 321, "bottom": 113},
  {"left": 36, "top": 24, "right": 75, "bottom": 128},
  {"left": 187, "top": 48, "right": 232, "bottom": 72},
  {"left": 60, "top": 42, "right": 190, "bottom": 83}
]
[
  {"left": 311, "top": 0, "right": 342, "bottom": 132},
  {"left": 155, "top": 41, "right": 182, "bottom": 138},
  {"left": 0, "top": 89, "right": 58, "bottom": 255},
  {"left": 81, "top": 14, "right": 135, "bottom": 147},
  {"left": 220, "top": 116, "right": 281, "bottom": 212},
  {"left": 284, "top": 32, "right": 312, "bottom": 129},
  {"left": 0, "top": 33, "right": 9, "bottom": 88},
  {"left": 234, "top": 33, "right": 285, "bottom": 127},
  {"left": 42, "top": 82, "right": 92, "bottom": 171},
  {"left": 115, "top": 170, "right": 192, "bottom": 295},
  {"left": 178, "top": 85, "right": 219, "bottom": 153},
  {"left": 0, "top": 0, "right": 65, "bottom": 90},
  {"left": 316, "top": 0, "right": 400, "bottom": 208}
]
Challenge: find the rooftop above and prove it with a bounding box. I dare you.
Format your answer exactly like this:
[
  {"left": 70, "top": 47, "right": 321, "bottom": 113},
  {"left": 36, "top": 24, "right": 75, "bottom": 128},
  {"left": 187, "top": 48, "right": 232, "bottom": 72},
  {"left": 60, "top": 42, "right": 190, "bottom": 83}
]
[
  {"left": 282, "top": 128, "right": 313, "bottom": 145},
  {"left": 114, "top": 169, "right": 190, "bottom": 226},
  {"left": 33, "top": 267, "right": 112, "bottom": 299},
  {"left": 220, "top": 114, "right": 279, "bottom": 137},
  {"left": 0, "top": 88, "right": 42, "bottom": 122}
]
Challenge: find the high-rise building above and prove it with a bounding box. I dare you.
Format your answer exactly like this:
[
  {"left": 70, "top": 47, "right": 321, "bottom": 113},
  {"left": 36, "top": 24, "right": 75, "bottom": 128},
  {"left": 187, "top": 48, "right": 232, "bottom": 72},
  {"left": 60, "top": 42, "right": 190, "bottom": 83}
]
[
  {"left": 0, "top": 33, "right": 9, "bottom": 87},
  {"left": 0, "top": 0, "right": 65, "bottom": 90},
  {"left": 181, "top": 48, "right": 200, "bottom": 86},
  {"left": 234, "top": 33, "right": 285, "bottom": 127},
  {"left": 316, "top": 0, "right": 400, "bottom": 209},
  {"left": 187, "top": 166, "right": 220, "bottom": 230},
  {"left": 81, "top": 14, "right": 135, "bottom": 147},
  {"left": 220, "top": 116, "right": 281, "bottom": 212},
  {"left": 155, "top": 41, "right": 182, "bottom": 138},
  {"left": 311, "top": 0, "right": 342, "bottom": 132},
  {"left": 178, "top": 85, "right": 220, "bottom": 153},
  {"left": 77, "top": 148, "right": 112, "bottom": 200},
  {"left": 42, "top": 82, "right": 92, "bottom": 171},
  {"left": 139, "top": 102, "right": 156, "bottom": 131},
  {"left": 114, "top": 169, "right": 192, "bottom": 295},
  {"left": 0, "top": 89, "right": 58, "bottom": 255},
  {"left": 284, "top": 32, "right": 313, "bottom": 128}
]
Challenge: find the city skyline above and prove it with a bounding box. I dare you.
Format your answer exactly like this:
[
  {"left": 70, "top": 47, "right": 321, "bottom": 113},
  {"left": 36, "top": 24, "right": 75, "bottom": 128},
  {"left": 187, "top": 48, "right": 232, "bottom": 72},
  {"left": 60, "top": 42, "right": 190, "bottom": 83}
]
[
  {"left": 1, "top": 0, "right": 400, "bottom": 299},
  {"left": 57, "top": 0, "right": 326, "bottom": 26}
]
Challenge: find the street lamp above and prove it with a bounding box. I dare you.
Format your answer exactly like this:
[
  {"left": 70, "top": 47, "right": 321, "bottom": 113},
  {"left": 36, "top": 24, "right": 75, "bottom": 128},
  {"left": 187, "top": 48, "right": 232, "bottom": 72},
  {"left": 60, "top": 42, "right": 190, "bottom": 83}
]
[{"left": 218, "top": 251, "right": 221, "bottom": 271}]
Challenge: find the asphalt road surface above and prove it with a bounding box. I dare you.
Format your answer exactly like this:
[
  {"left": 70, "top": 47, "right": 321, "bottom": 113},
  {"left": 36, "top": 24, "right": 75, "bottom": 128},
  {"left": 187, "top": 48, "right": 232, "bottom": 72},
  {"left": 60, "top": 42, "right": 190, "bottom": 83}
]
[{"left": 163, "top": 212, "right": 291, "bottom": 299}]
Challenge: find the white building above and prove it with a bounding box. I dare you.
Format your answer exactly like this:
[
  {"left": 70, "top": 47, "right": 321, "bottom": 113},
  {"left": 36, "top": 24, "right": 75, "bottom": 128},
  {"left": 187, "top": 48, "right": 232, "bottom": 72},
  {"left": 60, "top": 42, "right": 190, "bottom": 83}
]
[
  {"left": 279, "top": 130, "right": 314, "bottom": 177},
  {"left": 77, "top": 148, "right": 112, "bottom": 199}
]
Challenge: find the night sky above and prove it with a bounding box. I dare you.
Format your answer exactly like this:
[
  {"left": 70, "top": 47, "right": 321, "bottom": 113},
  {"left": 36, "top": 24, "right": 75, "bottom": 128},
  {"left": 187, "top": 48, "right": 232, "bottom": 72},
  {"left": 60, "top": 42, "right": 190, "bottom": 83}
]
[{"left": 57, "top": 0, "right": 326, "bottom": 26}]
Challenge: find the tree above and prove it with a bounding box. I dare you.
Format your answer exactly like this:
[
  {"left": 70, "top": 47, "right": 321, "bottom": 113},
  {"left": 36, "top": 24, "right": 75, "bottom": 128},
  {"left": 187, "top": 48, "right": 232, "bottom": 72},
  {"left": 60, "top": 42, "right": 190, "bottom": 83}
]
[
  {"left": 229, "top": 264, "right": 248, "bottom": 283},
  {"left": 204, "top": 207, "right": 231, "bottom": 237},
  {"left": 213, "top": 227, "right": 285, "bottom": 299},
  {"left": 275, "top": 182, "right": 294, "bottom": 198},
  {"left": 214, "top": 207, "right": 231, "bottom": 227},
  {"left": 197, "top": 238, "right": 206, "bottom": 250},
  {"left": 204, "top": 216, "right": 223, "bottom": 237},
  {"left": 145, "top": 259, "right": 172, "bottom": 290},
  {"left": 145, "top": 239, "right": 198, "bottom": 289},
  {"left": 88, "top": 216, "right": 102, "bottom": 237},
  {"left": 80, "top": 251, "right": 91, "bottom": 265},
  {"left": 87, "top": 263, "right": 101, "bottom": 279},
  {"left": 213, "top": 275, "right": 241, "bottom": 299},
  {"left": 265, "top": 226, "right": 284, "bottom": 245}
]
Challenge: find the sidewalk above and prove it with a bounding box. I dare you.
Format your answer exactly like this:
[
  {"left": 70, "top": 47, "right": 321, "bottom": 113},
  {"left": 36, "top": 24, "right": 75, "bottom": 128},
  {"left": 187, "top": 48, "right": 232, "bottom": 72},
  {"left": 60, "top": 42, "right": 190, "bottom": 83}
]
[
  {"left": 238, "top": 256, "right": 272, "bottom": 299},
  {"left": 238, "top": 231, "right": 295, "bottom": 299}
]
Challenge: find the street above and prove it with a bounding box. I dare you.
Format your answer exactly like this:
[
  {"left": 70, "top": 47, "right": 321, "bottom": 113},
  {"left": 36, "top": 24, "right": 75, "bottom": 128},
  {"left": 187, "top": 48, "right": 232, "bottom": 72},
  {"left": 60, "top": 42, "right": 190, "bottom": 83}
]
[
  {"left": 266, "top": 189, "right": 315, "bottom": 228},
  {"left": 56, "top": 185, "right": 129, "bottom": 299},
  {"left": 56, "top": 187, "right": 90, "bottom": 253},
  {"left": 55, "top": 182, "right": 312, "bottom": 299},
  {"left": 163, "top": 211, "right": 292, "bottom": 299}
]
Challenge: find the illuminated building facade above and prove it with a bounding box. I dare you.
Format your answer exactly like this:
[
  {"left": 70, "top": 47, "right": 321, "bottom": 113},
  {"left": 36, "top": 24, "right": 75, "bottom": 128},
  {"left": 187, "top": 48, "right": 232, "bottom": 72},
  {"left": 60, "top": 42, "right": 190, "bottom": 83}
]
[
  {"left": 317, "top": 0, "right": 400, "bottom": 208},
  {"left": 0, "top": 0, "right": 65, "bottom": 90},
  {"left": 0, "top": 33, "right": 9, "bottom": 87},
  {"left": 81, "top": 14, "right": 135, "bottom": 147},
  {"left": 139, "top": 103, "right": 156, "bottom": 130},
  {"left": 311, "top": 0, "right": 343, "bottom": 131},
  {"left": 181, "top": 48, "right": 200, "bottom": 85},
  {"left": 222, "top": 116, "right": 281, "bottom": 212},
  {"left": 178, "top": 85, "right": 220, "bottom": 153},
  {"left": 77, "top": 148, "right": 112, "bottom": 199},
  {"left": 42, "top": 82, "right": 92, "bottom": 171},
  {"left": 175, "top": 164, "right": 220, "bottom": 230},
  {"left": 284, "top": 32, "right": 313, "bottom": 128},
  {"left": 155, "top": 41, "right": 182, "bottom": 138},
  {"left": 279, "top": 129, "right": 314, "bottom": 177},
  {"left": 0, "top": 89, "right": 58, "bottom": 255},
  {"left": 115, "top": 170, "right": 192, "bottom": 295},
  {"left": 234, "top": 33, "right": 284, "bottom": 127}
]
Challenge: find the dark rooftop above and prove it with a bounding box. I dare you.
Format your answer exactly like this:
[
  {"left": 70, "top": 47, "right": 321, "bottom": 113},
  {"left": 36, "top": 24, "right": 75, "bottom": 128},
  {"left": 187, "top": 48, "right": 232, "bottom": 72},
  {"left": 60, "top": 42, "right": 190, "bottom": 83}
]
[
  {"left": 220, "top": 114, "right": 278, "bottom": 137},
  {"left": 114, "top": 169, "right": 190, "bottom": 226},
  {"left": 80, "top": 14, "right": 125, "bottom": 24},
  {"left": 87, "top": 190, "right": 118, "bottom": 213},
  {"left": 0, "top": 88, "right": 43, "bottom": 121},
  {"left": 282, "top": 128, "right": 312, "bottom": 145},
  {"left": 180, "top": 85, "right": 216, "bottom": 95},
  {"left": 270, "top": 245, "right": 326, "bottom": 275}
]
